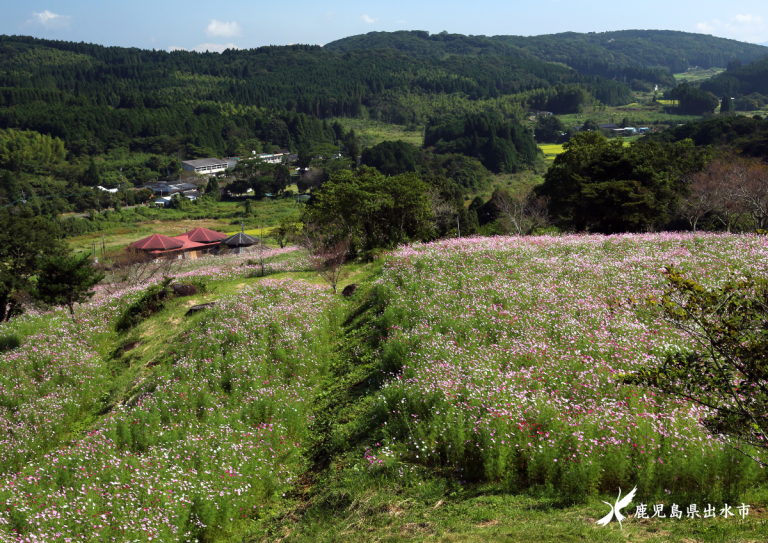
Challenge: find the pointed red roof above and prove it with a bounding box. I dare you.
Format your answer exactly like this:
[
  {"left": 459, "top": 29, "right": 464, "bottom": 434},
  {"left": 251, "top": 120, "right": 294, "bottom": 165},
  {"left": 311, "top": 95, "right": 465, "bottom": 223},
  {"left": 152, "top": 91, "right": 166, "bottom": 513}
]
[
  {"left": 180, "top": 227, "right": 227, "bottom": 243},
  {"left": 129, "top": 233, "right": 184, "bottom": 251},
  {"left": 172, "top": 234, "right": 210, "bottom": 250}
]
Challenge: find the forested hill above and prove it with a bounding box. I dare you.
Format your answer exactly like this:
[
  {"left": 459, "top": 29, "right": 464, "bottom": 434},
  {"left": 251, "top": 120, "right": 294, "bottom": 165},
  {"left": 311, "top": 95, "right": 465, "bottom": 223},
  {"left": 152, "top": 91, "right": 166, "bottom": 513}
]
[
  {"left": 0, "top": 34, "right": 634, "bottom": 156},
  {"left": 700, "top": 54, "right": 768, "bottom": 96},
  {"left": 0, "top": 34, "right": 578, "bottom": 116},
  {"left": 321, "top": 30, "right": 534, "bottom": 59},
  {"left": 0, "top": 33, "right": 631, "bottom": 116},
  {"left": 325, "top": 30, "right": 768, "bottom": 84}
]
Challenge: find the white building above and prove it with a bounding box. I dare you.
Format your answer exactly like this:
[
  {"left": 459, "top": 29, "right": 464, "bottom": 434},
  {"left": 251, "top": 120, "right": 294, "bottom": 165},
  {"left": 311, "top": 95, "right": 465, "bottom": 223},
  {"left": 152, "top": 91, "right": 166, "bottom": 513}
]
[
  {"left": 181, "top": 158, "right": 228, "bottom": 175},
  {"left": 252, "top": 152, "right": 286, "bottom": 164}
]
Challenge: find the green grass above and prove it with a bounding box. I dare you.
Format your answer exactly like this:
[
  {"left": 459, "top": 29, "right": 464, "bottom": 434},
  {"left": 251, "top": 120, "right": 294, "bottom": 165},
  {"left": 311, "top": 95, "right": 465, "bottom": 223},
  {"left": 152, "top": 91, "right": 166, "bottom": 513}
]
[
  {"left": 673, "top": 68, "right": 726, "bottom": 83},
  {"left": 334, "top": 118, "right": 424, "bottom": 147},
  {"left": 538, "top": 143, "right": 564, "bottom": 161}
]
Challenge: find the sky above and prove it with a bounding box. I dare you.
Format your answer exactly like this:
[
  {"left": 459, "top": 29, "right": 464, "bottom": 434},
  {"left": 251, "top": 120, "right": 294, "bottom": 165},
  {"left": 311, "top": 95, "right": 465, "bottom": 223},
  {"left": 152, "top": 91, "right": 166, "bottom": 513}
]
[{"left": 2, "top": 0, "right": 768, "bottom": 52}]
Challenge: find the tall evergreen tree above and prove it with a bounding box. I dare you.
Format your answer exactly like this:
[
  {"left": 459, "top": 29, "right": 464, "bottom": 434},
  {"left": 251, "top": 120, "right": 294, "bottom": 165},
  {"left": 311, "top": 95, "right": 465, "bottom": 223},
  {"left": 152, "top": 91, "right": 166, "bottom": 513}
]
[
  {"left": 85, "top": 157, "right": 101, "bottom": 186},
  {"left": 205, "top": 178, "right": 221, "bottom": 201},
  {"left": 33, "top": 252, "right": 105, "bottom": 319},
  {"left": 0, "top": 213, "right": 66, "bottom": 321},
  {"left": 720, "top": 94, "right": 733, "bottom": 113}
]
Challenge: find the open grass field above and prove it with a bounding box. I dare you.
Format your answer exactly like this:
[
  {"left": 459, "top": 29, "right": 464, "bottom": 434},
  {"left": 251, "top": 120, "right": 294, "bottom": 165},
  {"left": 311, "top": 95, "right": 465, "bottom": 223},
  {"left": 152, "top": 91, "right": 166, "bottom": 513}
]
[
  {"left": 2, "top": 233, "right": 768, "bottom": 542},
  {"left": 334, "top": 118, "right": 424, "bottom": 147},
  {"left": 538, "top": 140, "right": 633, "bottom": 163},
  {"left": 673, "top": 68, "right": 726, "bottom": 83},
  {"left": 538, "top": 143, "right": 565, "bottom": 161}
]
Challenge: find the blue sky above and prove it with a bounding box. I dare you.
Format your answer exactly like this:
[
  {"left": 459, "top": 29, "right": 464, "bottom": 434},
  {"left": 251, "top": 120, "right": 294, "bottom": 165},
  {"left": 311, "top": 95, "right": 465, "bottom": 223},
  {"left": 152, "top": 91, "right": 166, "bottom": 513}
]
[{"left": 3, "top": 0, "right": 768, "bottom": 52}]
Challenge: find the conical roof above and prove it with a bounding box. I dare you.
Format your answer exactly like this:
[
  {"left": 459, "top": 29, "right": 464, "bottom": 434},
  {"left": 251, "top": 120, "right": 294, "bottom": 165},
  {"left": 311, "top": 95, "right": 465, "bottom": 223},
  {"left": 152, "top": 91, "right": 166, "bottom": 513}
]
[
  {"left": 182, "top": 227, "right": 228, "bottom": 243},
  {"left": 223, "top": 232, "right": 259, "bottom": 247},
  {"left": 130, "top": 233, "right": 183, "bottom": 250}
]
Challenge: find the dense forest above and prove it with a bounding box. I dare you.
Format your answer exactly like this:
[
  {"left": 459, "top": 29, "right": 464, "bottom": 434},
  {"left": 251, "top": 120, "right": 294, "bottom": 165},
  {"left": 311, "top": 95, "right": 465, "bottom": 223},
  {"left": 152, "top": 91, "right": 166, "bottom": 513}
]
[
  {"left": 424, "top": 112, "right": 540, "bottom": 173},
  {"left": 648, "top": 115, "right": 768, "bottom": 157},
  {"left": 0, "top": 34, "right": 629, "bottom": 126},
  {"left": 0, "top": 34, "right": 637, "bottom": 170},
  {"left": 5, "top": 29, "right": 761, "bottom": 166},
  {"left": 325, "top": 30, "right": 768, "bottom": 85},
  {"left": 700, "top": 54, "right": 768, "bottom": 96}
]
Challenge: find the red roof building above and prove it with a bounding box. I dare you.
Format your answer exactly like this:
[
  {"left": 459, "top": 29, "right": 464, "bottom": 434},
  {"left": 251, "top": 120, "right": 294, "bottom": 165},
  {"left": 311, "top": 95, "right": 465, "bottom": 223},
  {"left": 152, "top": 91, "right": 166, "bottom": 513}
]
[
  {"left": 129, "top": 234, "right": 183, "bottom": 251},
  {"left": 180, "top": 227, "right": 228, "bottom": 243},
  {"left": 169, "top": 235, "right": 209, "bottom": 251},
  {"left": 128, "top": 228, "right": 227, "bottom": 260}
]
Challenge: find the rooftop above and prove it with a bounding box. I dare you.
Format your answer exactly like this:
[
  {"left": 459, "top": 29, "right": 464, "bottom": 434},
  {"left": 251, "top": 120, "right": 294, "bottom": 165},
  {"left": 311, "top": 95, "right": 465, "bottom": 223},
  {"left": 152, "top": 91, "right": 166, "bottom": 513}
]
[
  {"left": 169, "top": 235, "right": 210, "bottom": 251},
  {"left": 178, "top": 227, "right": 228, "bottom": 243},
  {"left": 129, "top": 233, "right": 183, "bottom": 251},
  {"left": 182, "top": 158, "right": 227, "bottom": 168},
  {"left": 223, "top": 232, "right": 259, "bottom": 247}
]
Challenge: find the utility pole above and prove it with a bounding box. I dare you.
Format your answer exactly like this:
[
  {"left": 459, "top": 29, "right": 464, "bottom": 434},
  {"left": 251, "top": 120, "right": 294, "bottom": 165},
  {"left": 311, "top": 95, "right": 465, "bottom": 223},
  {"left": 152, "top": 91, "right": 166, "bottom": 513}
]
[{"left": 457, "top": 216, "right": 461, "bottom": 238}]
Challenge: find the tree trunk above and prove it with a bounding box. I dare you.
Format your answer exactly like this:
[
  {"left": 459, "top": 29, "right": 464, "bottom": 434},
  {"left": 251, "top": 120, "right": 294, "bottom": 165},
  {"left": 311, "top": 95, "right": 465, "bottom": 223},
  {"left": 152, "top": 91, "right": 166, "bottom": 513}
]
[{"left": 0, "top": 291, "right": 8, "bottom": 322}]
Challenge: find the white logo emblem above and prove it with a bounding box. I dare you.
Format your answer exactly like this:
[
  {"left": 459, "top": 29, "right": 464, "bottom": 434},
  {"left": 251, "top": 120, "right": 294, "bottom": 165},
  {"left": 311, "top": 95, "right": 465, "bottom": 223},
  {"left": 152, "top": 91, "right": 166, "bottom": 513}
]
[{"left": 596, "top": 486, "right": 637, "bottom": 529}]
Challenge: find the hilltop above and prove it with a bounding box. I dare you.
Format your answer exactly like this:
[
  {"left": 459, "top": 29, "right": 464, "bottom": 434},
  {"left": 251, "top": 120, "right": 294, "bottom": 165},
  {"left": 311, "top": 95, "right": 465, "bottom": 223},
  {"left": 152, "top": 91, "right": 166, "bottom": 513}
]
[{"left": 325, "top": 29, "right": 768, "bottom": 84}]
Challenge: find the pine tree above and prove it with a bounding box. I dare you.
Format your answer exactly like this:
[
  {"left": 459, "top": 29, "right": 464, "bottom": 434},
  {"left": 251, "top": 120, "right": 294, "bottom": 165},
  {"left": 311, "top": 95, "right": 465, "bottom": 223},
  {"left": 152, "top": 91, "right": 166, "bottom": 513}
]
[
  {"left": 720, "top": 94, "right": 733, "bottom": 113},
  {"left": 205, "top": 178, "right": 221, "bottom": 201},
  {"left": 85, "top": 157, "right": 101, "bottom": 186},
  {"left": 33, "top": 253, "right": 105, "bottom": 319}
]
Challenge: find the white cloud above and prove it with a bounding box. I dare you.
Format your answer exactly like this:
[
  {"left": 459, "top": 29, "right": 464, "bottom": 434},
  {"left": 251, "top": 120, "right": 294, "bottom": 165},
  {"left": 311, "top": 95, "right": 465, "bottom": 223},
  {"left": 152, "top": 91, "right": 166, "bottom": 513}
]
[
  {"left": 734, "top": 14, "right": 758, "bottom": 24},
  {"left": 696, "top": 14, "right": 767, "bottom": 42},
  {"left": 359, "top": 14, "right": 378, "bottom": 24},
  {"left": 205, "top": 20, "right": 242, "bottom": 38},
  {"left": 28, "top": 10, "right": 70, "bottom": 29},
  {"left": 192, "top": 43, "right": 241, "bottom": 53},
  {"left": 397, "top": 20, "right": 407, "bottom": 24}
]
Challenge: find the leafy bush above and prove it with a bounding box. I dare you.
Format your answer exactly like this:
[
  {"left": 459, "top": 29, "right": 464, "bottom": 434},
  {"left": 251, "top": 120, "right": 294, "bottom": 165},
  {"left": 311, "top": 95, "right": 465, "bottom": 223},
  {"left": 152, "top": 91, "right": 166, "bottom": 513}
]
[
  {"left": 0, "top": 333, "right": 21, "bottom": 351},
  {"left": 115, "top": 277, "right": 174, "bottom": 332}
]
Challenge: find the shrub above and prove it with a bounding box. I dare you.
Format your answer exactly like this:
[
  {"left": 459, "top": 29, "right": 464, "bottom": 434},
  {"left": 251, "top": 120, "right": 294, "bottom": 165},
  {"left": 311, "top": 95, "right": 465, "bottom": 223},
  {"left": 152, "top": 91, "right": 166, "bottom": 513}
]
[
  {"left": 0, "top": 334, "right": 21, "bottom": 351},
  {"left": 115, "top": 277, "right": 174, "bottom": 332}
]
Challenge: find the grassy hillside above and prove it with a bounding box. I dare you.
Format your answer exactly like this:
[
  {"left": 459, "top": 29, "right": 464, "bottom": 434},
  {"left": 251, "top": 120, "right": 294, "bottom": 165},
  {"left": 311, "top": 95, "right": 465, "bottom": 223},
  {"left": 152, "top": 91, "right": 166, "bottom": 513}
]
[
  {"left": 0, "top": 249, "right": 332, "bottom": 542},
  {"left": 2, "top": 233, "right": 768, "bottom": 542}
]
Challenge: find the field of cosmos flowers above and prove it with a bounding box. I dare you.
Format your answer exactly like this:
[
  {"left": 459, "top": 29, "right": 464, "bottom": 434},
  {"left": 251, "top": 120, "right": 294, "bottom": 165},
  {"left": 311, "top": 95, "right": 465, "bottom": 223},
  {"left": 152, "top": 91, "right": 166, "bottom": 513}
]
[
  {"left": 0, "top": 233, "right": 767, "bottom": 542},
  {"left": 367, "top": 234, "right": 768, "bottom": 501},
  {"left": 0, "top": 250, "right": 339, "bottom": 542}
]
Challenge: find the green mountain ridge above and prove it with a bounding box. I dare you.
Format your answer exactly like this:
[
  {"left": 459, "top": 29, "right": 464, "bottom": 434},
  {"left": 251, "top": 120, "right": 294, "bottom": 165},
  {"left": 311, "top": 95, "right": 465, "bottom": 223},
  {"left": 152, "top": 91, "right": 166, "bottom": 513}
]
[
  {"left": 325, "top": 29, "right": 768, "bottom": 84},
  {"left": 0, "top": 33, "right": 632, "bottom": 161}
]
